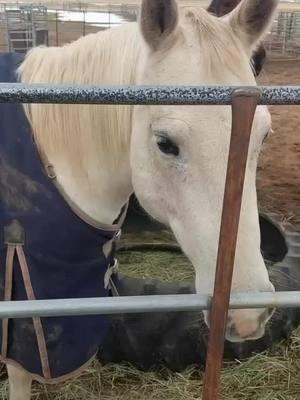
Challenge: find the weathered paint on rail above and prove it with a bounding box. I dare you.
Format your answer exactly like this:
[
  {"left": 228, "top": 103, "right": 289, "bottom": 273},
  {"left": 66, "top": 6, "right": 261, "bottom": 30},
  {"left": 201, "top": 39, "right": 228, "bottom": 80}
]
[{"left": 0, "top": 83, "right": 299, "bottom": 105}]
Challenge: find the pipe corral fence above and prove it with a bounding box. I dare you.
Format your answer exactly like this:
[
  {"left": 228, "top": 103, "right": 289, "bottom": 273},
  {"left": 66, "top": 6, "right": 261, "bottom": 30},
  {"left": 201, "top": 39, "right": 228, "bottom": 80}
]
[
  {"left": 0, "top": 2, "right": 299, "bottom": 58},
  {"left": 0, "top": 83, "right": 299, "bottom": 400}
]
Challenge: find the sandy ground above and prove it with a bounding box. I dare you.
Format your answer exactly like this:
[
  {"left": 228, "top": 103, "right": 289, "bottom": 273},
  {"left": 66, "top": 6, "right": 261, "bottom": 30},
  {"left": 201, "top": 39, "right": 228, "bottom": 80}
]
[{"left": 257, "top": 60, "right": 300, "bottom": 224}]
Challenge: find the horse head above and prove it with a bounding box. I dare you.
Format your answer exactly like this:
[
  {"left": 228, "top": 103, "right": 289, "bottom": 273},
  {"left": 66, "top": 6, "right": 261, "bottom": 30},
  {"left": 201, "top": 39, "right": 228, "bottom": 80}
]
[{"left": 131, "top": 0, "right": 278, "bottom": 343}]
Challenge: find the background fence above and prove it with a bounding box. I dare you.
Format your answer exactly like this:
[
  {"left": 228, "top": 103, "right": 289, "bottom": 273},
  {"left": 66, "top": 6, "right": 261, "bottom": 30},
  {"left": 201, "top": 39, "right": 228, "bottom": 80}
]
[{"left": 0, "top": 1, "right": 299, "bottom": 58}]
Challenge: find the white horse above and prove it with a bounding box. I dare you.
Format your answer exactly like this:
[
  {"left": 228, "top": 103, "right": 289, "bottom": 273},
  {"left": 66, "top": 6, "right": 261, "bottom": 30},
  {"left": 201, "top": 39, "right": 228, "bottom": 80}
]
[{"left": 8, "top": 0, "right": 278, "bottom": 398}]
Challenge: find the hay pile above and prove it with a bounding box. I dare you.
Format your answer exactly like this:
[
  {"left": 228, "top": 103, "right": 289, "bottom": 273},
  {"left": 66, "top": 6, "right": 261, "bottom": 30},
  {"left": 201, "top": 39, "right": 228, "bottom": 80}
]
[
  {"left": 119, "top": 250, "right": 194, "bottom": 282},
  {"left": 118, "top": 230, "right": 194, "bottom": 282},
  {"left": 0, "top": 328, "right": 297, "bottom": 399}
]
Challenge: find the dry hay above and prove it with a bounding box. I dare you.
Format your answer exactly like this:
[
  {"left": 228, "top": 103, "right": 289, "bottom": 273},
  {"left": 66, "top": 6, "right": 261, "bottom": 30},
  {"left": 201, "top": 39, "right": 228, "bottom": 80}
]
[
  {"left": 119, "top": 249, "right": 194, "bottom": 282},
  {"left": 119, "top": 230, "right": 194, "bottom": 282},
  {"left": 0, "top": 328, "right": 298, "bottom": 399}
]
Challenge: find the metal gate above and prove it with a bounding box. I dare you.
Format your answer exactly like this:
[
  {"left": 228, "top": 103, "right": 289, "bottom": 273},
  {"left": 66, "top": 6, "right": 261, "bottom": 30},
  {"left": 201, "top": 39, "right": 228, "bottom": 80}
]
[
  {"left": 265, "top": 10, "right": 300, "bottom": 58},
  {"left": 0, "top": 82, "right": 299, "bottom": 399},
  {"left": 3, "top": 5, "right": 48, "bottom": 53}
]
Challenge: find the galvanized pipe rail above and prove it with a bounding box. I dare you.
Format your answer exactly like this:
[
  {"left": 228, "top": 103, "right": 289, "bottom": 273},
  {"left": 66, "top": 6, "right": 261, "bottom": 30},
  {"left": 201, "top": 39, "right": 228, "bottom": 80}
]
[
  {"left": 0, "top": 83, "right": 300, "bottom": 105},
  {"left": 0, "top": 292, "right": 298, "bottom": 319}
]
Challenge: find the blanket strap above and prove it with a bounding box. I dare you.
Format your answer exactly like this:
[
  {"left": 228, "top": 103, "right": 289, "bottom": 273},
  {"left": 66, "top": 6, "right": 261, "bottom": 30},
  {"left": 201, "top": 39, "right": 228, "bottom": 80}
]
[
  {"left": 104, "top": 204, "right": 128, "bottom": 296},
  {"left": 104, "top": 228, "right": 122, "bottom": 296},
  {"left": 1, "top": 244, "right": 15, "bottom": 358},
  {"left": 16, "top": 245, "right": 51, "bottom": 379},
  {"left": 2, "top": 219, "right": 51, "bottom": 379}
]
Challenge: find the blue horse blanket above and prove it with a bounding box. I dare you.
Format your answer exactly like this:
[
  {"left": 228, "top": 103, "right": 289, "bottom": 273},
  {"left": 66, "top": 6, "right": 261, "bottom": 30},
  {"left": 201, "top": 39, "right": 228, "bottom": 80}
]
[{"left": 0, "top": 52, "right": 125, "bottom": 382}]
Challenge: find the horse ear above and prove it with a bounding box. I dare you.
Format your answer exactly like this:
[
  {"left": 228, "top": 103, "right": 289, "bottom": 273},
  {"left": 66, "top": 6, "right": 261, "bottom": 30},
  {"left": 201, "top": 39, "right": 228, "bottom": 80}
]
[
  {"left": 229, "top": 0, "right": 278, "bottom": 49},
  {"left": 140, "top": 0, "right": 179, "bottom": 49}
]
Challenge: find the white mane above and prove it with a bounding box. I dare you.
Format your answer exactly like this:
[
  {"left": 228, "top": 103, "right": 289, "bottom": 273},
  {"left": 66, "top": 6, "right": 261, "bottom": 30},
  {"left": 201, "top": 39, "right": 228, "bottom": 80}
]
[{"left": 18, "top": 23, "right": 141, "bottom": 173}]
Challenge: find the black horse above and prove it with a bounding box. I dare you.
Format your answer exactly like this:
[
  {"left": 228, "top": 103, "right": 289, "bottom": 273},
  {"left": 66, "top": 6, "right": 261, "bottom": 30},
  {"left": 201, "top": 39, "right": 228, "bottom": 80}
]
[{"left": 207, "top": 0, "right": 267, "bottom": 76}]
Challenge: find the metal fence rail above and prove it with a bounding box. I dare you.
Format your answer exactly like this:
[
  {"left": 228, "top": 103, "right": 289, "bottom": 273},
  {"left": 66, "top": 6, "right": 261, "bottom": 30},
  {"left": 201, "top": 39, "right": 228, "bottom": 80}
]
[
  {"left": 0, "top": 292, "right": 299, "bottom": 319},
  {"left": 0, "top": 83, "right": 300, "bottom": 104}
]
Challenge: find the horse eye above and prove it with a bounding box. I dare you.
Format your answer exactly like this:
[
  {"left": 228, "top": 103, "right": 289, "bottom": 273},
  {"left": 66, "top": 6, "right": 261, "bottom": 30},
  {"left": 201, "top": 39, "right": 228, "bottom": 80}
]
[{"left": 156, "top": 136, "right": 179, "bottom": 156}]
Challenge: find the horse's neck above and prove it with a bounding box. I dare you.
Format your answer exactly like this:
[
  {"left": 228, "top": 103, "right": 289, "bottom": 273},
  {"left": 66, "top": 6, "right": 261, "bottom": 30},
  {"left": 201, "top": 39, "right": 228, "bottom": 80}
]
[
  {"left": 52, "top": 154, "right": 133, "bottom": 225},
  {"left": 21, "top": 23, "right": 140, "bottom": 224}
]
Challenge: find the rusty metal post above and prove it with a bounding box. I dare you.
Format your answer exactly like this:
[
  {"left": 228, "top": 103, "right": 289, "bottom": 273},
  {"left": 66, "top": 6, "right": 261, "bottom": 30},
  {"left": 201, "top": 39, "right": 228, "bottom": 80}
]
[{"left": 202, "top": 88, "right": 260, "bottom": 400}]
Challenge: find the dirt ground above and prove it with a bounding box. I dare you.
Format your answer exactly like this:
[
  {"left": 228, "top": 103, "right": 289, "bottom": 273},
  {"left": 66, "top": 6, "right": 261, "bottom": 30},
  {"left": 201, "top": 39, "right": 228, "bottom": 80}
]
[{"left": 257, "top": 60, "right": 300, "bottom": 224}]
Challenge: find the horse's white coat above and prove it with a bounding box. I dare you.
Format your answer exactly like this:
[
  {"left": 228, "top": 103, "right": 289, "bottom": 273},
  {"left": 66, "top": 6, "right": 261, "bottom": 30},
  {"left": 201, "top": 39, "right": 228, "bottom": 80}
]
[{"left": 10, "top": 0, "right": 279, "bottom": 398}]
